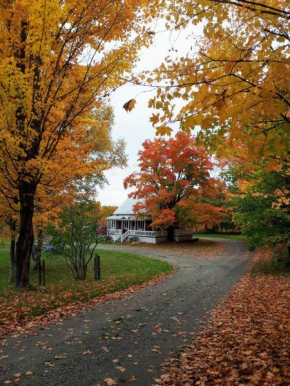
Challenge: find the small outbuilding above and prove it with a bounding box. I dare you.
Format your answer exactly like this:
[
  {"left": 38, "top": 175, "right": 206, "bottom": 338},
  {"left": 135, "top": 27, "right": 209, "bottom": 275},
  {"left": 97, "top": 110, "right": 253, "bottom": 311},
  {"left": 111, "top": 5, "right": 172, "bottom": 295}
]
[{"left": 107, "top": 198, "right": 193, "bottom": 243}]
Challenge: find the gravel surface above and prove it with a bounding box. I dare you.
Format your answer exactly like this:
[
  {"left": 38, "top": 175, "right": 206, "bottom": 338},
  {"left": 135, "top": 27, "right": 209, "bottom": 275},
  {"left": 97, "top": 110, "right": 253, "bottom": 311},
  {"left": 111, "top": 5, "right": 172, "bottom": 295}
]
[{"left": 0, "top": 238, "right": 253, "bottom": 386}]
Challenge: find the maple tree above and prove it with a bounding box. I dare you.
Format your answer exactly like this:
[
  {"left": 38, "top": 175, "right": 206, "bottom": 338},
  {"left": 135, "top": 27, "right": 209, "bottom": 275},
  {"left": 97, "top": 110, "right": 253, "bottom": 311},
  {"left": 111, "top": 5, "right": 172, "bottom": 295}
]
[
  {"left": 148, "top": 0, "right": 289, "bottom": 169},
  {"left": 0, "top": 0, "right": 160, "bottom": 288},
  {"left": 0, "top": 103, "right": 125, "bottom": 283},
  {"left": 124, "top": 131, "right": 225, "bottom": 231}
]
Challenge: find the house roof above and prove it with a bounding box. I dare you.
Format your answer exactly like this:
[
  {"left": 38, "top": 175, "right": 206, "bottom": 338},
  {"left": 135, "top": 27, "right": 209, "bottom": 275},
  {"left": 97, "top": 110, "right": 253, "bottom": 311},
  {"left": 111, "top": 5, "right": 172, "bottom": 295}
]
[{"left": 113, "top": 198, "right": 143, "bottom": 216}]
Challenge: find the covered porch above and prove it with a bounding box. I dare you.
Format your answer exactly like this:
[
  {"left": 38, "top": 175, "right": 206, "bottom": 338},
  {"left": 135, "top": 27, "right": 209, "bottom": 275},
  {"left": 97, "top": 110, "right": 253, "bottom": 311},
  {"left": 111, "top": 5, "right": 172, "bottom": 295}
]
[
  {"left": 107, "top": 215, "right": 167, "bottom": 244},
  {"left": 107, "top": 215, "right": 150, "bottom": 233}
]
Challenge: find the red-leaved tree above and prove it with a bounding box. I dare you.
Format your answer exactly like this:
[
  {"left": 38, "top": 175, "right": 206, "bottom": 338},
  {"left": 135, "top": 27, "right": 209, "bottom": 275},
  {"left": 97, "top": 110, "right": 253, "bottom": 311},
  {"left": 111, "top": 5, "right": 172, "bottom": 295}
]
[{"left": 124, "top": 132, "right": 225, "bottom": 230}]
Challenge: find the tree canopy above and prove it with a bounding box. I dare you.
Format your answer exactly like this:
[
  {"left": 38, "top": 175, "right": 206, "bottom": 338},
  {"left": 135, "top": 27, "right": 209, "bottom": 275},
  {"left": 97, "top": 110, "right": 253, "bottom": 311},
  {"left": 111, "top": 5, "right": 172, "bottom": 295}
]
[
  {"left": 148, "top": 0, "right": 289, "bottom": 170},
  {"left": 124, "top": 131, "right": 225, "bottom": 230},
  {"left": 0, "top": 0, "right": 161, "bottom": 287}
]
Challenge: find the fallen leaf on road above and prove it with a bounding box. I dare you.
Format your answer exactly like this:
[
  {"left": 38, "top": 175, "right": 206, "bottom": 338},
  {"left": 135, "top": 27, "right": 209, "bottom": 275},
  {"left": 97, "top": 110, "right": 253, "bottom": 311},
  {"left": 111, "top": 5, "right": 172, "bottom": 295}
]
[
  {"left": 54, "top": 353, "right": 68, "bottom": 360},
  {"left": 129, "top": 375, "right": 138, "bottom": 381},
  {"left": 104, "top": 378, "right": 117, "bottom": 385},
  {"left": 83, "top": 350, "right": 92, "bottom": 355},
  {"left": 44, "top": 362, "right": 54, "bottom": 367},
  {"left": 116, "top": 366, "right": 126, "bottom": 373}
]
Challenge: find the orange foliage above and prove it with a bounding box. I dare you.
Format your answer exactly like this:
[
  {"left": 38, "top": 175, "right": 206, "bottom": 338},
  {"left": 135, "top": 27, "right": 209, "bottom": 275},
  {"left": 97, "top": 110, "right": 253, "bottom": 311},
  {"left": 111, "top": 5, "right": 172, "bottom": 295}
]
[{"left": 124, "top": 132, "right": 225, "bottom": 229}]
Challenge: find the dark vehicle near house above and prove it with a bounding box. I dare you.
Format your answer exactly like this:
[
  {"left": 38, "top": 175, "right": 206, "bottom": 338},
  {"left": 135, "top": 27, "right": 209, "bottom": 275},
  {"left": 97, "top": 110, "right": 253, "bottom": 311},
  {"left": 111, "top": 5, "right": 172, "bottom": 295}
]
[{"left": 96, "top": 226, "right": 107, "bottom": 235}]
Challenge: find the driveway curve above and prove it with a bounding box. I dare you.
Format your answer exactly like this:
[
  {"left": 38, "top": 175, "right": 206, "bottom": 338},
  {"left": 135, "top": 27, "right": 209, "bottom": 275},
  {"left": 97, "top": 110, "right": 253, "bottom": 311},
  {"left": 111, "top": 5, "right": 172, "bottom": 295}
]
[{"left": 0, "top": 238, "right": 253, "bottom": 386}]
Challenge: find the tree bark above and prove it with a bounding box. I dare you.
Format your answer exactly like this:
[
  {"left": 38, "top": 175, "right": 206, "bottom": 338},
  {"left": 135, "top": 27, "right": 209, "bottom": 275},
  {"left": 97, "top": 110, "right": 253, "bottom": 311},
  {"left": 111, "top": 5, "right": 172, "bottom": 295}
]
[
  {"left": 15, "top": 182, "right": 36, "bottom": 288},
  {"left": 8, "top": 221, "right": 16, "bottom": 284}
]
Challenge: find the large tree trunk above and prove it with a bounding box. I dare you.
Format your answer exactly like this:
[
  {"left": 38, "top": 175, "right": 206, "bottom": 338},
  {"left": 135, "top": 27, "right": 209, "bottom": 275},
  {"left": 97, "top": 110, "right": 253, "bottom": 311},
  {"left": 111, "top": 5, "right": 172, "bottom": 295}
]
[
  {"left": 8, "top": 221, "right": 16, "bottom": 284},
  {"left": 15, "top": 182, "right": 36, "bottom": 288}
]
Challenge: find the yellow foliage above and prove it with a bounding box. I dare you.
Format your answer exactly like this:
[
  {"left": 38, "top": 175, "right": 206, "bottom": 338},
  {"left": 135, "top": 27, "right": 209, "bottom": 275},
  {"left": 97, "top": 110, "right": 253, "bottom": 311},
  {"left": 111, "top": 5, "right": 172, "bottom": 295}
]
[{"left": 149, "top": 0, "right": 290, "bottom": 167}]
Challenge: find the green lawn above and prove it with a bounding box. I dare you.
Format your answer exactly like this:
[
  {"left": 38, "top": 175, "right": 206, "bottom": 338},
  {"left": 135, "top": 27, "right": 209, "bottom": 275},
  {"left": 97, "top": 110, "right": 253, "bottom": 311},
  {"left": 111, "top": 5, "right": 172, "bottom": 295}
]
[
  {"left": 0, "top": 244, "right": 172, "bottom": 329},
  {"left": 193, "top": 233, "right": 246, "bottom": 240}
]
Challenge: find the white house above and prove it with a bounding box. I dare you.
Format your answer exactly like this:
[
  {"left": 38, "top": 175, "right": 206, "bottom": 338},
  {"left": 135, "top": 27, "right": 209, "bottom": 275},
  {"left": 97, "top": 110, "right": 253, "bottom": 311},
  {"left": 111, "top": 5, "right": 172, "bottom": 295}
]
[{"left": 107, "top": 198, "right": 193, "bottom": 244}]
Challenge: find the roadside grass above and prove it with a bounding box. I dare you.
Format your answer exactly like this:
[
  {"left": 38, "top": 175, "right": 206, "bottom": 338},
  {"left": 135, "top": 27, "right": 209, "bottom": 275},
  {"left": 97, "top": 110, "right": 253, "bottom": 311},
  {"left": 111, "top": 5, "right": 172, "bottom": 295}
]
[
  {"left": 251, "top": 246, "right": 290, "bottom": 276},
  {"left": 193, "top": 233, "right": 246, "bottom": 240},
  {"left": 0, "top": 245, "right": 172, "bottom": 332}
]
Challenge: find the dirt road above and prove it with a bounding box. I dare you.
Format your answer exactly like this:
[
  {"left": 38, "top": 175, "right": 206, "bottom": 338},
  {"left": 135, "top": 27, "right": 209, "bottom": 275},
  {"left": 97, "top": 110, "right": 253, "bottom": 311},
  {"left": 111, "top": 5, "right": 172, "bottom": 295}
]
[{"left": 0, "top": 239, "right": 253, "bottom": 385}]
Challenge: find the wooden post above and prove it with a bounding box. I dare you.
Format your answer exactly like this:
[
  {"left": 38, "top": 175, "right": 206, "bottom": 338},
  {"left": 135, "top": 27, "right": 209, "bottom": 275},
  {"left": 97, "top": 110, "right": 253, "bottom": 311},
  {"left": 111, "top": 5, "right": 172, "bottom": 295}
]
[
  {"left": 94, "top": 254, "right": 101, "bottom": 280},
  {"left": 42, "top": 259, "right": 46, "bottom": 286},
  {"left": 38, "top": 259, "right": 42, "bottom": 285}
]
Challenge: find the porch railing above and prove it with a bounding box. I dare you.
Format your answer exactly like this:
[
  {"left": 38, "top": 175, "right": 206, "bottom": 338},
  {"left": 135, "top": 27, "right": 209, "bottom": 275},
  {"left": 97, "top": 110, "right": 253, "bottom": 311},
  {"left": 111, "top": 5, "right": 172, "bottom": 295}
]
[{"left": 108, "top": 229, "right": 168, "bottom": 243}]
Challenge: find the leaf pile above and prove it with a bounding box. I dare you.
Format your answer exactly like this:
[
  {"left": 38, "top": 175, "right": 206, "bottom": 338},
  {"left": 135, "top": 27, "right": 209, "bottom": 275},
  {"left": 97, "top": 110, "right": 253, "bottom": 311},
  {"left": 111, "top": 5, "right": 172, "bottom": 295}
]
[{"left": 158, "top": 256, "right": 290, "bottom": 384}]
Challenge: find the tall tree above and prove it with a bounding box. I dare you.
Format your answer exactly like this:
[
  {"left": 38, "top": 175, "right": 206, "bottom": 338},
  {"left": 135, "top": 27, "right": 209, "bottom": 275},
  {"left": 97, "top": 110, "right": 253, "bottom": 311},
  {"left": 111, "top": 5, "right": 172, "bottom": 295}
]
[
  {"left": 149, "top": 0, "right": 289, "bottom": 168},
  {"left": 124, "top": 131, "right": 224, "bottom": 230},
  {"left": 0, "top": 0, "right": 159, "bottom": 287}
]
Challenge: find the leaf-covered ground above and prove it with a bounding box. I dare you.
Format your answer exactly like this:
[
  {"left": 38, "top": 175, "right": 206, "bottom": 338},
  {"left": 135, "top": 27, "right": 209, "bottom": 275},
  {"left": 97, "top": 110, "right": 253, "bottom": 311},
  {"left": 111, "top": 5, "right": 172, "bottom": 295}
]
[
  {"left": 0, "top": 249, "right": 172, "bottom": 340},
  {"left": 158, "top": 249, "right": 290, "bottom": 385},
  {"left": 124, "top": 239, "right": 231, "bottom": 259}
]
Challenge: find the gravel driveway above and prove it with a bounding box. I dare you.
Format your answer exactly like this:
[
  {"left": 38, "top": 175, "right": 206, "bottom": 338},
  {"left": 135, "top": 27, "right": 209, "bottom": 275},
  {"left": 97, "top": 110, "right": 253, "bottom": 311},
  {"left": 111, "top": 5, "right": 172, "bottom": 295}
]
[{"left": 0, "top": 238, "right": 253, "bottom": 385}]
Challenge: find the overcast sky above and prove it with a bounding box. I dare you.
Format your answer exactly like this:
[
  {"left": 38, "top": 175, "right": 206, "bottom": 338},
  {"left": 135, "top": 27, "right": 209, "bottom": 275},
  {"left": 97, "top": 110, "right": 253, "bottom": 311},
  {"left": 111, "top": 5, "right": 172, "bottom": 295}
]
[{"left": 97, "top": 23, "right": 202, "bottom": 207}]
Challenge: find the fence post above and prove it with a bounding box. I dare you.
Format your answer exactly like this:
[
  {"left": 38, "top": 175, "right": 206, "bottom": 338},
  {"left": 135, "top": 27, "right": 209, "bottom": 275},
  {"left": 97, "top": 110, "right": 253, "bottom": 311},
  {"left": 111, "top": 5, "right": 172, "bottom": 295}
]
[
  {"left": 38, "top": 260, "right": 42, "bottom": 285},
  {"left": 42, "top": 259, "right": 46, "bottom": 287},
  {"left": 94, "top": 254, "right": 101, "bottom": 280}
]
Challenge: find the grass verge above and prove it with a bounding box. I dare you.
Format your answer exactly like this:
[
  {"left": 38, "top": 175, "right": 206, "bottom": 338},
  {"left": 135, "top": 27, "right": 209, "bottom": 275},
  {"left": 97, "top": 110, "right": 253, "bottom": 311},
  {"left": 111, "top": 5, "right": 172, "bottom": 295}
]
[
  {"left": 0, "top": 246, "right": 172, "bottom": 337},
  {"left": 193, "top": 233, "right": 246, "bottom": 240}
]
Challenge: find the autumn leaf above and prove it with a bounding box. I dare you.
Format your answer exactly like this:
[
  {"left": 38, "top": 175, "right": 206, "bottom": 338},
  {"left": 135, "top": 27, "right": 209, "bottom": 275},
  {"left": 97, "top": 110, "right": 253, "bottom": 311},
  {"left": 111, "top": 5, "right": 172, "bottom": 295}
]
[
  {"left": 116, "top": 366, "right": 126, "bottom": 373},
  {"left": 123, "top": 99, "right": 136, "bottom": 112},
  {"left": 54, "top": 354, "right": 68, "bottom": 360},
  {"left": 104, "top": 378, "right": 117, "bottom": 385}
]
